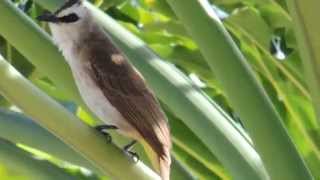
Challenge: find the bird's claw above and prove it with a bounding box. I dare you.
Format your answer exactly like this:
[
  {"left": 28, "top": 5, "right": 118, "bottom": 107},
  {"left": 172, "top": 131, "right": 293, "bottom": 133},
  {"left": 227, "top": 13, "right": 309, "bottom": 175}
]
[
  {"left": 95, "top": 125, "right": 118, "bottom": 143},
  {"left": 99, "top": 130, "right": 113, "bottom": 143},
  {"left": 123, "top": 140, "right": 139, "bottom": 163},
  {"left": 18, "top": 0, "right": 33, "bottom": 13},
  {"left": 125, "top": 150, "right": 140, "bottom": 163}
]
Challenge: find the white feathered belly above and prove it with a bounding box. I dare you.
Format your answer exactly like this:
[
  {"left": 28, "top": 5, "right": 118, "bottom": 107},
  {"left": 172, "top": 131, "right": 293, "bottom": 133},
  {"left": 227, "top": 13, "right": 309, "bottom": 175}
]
[
  {"left": 49, "top": 23, "right": 138, "bottom": 138},
  {"left": 68, "top": 59, "right": 137, "bottom": 137}
]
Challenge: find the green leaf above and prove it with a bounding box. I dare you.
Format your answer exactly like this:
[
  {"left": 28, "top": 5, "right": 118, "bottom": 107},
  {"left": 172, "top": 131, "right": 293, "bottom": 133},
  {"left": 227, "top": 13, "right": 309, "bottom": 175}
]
[
  {"left": 0, "top": 139, "right": 80, "bottom": 180},
  {"left": 165, "top": 0, "right": 312, "bottom": 179}
]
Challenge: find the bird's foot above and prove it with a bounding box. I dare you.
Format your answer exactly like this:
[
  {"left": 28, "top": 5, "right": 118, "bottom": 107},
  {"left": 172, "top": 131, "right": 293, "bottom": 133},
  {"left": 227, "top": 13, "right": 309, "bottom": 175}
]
[
  {"left": 95, "top": 125, "right": 118, "bottom": 143},
  {"left": 123, "top": 140, "right": 139, "bottom": 163},
  {"left": 126, "top": 151, "right": 139, "bottom": 163},
  {"left": 18, "top": 0, "right": 33, "bottom": 13}
]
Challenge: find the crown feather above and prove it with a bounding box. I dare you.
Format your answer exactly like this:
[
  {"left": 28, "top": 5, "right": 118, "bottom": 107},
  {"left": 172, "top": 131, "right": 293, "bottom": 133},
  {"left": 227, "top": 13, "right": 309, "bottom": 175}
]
[{"left": 55, "top": 0, "right": 82, "bottom": 15}]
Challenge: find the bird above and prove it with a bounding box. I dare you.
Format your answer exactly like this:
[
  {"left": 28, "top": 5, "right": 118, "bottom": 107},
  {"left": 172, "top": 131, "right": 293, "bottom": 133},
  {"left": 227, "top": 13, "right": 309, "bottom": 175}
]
[{"left": 37, "top": 0, "right": 171, "bottom": 179}]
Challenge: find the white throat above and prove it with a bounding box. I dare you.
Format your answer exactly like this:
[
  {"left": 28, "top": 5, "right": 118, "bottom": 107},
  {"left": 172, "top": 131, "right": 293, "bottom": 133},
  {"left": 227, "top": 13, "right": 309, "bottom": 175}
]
[{"left": 48, "top": 4, "right": 92, "bottom": 63}]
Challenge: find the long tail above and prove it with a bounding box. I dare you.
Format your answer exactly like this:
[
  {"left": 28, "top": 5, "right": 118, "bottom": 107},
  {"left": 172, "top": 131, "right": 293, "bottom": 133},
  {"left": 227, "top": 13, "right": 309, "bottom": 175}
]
[{"left": 142, "top": 140, "right": 171, "bottom": 180}]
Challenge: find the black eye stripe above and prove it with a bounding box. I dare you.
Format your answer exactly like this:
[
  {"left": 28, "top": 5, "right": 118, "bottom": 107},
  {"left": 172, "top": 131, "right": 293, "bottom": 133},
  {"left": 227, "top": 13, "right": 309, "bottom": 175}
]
[
  {"left": 54, "top": 0, "right": 81, "bottom": 15},
  {"left": 58, "top": 13, "right": 79, "bottom": 23}
]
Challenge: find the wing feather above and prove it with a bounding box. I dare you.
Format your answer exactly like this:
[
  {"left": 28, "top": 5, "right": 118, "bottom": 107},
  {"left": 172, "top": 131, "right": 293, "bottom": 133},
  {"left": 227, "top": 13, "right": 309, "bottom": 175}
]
[{"left": 84, "top": 37, "right": 171, "bottom": 159}]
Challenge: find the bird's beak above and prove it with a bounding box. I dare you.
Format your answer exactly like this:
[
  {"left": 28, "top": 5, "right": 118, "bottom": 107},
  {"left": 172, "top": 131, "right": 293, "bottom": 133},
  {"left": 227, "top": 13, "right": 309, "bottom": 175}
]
[{"left": 37, "top": 11, "right": 59, "bottom": 22}]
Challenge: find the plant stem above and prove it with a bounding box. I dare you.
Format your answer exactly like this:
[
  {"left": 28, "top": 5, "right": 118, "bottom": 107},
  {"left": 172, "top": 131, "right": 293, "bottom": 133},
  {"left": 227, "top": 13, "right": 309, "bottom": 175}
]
[
  {"left": 0, "top": 107, "right": 193, "bottom": 180},
  {"left": 165, "top": 0, "right": 312, "bottom": 179},
  {"left": 0, "top": 138, "right": 79, "bottom": 180},
  {"left": 0, "top": 53, "right": 160, "bottom": 180},
  {"left": 0, "top": 108, "right": 101, "bottom": 174}
]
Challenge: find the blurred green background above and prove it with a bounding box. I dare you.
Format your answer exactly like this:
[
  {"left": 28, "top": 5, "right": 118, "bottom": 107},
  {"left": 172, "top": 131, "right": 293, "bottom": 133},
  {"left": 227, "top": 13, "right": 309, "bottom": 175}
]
[{"left": 0, "top": 0, "right": 319, "bottom": 179}]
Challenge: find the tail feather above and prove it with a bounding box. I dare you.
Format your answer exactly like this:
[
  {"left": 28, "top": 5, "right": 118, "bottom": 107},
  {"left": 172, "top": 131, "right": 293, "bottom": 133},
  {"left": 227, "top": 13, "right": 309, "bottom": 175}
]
[
  {"left": 142, "top": 140, "right": 171, "bottom": 180},
  {"left": 159, "top": 146, "right": 171, "bottom": 180}
]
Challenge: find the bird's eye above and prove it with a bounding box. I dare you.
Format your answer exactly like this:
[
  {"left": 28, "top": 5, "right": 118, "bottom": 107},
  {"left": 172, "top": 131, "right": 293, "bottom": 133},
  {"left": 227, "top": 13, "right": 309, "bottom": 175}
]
[{"left": 59, "top": 13, "right": 79, "bottom": 23}]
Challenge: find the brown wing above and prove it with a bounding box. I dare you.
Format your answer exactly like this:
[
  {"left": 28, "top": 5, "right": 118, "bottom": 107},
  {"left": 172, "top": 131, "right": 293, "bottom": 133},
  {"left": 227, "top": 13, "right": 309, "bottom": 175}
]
[{"left": 84, "top": 36, "right": 171, "bottom": 158}]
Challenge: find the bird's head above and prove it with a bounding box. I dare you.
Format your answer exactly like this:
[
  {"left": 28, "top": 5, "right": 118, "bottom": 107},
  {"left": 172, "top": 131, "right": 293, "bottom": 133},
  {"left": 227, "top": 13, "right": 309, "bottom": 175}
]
[
  {"left": 37, "top": 0, "right": 94, "bottom": 50},
  {"left": 37, "top": 0, "right": 87, "bottom": 24}
]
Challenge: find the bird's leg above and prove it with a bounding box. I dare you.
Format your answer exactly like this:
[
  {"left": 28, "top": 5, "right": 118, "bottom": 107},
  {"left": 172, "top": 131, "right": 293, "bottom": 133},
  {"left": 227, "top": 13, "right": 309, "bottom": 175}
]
[
  {"left": 95, "top": 125, "right": 118, "bottom": 143},
  {"left": 124, "top": 140, "right": 137, "bottom": 151},
  {"left": 18, "top": 0, "right": 33, "bottom": 13},
  {"left": 123, "top": 140, "right": 139, "bottom": 163}
]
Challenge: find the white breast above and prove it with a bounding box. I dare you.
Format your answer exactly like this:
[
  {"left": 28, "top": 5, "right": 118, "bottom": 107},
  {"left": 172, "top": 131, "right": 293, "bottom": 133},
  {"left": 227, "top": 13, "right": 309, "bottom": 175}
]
[
  {"left": 78, "top": 62, "right": 136, "bottom": 132},
  {"left": 71, "top": 60, "right": 121, "bottom": 125},
  {"left": 49, "top": 21, "right": 139, "bottom": 138},
  {"left": 65, "top": 47, "right": 137, "bottom": 137}
]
